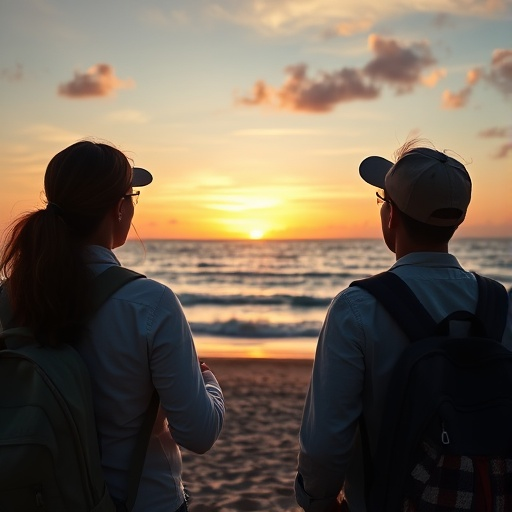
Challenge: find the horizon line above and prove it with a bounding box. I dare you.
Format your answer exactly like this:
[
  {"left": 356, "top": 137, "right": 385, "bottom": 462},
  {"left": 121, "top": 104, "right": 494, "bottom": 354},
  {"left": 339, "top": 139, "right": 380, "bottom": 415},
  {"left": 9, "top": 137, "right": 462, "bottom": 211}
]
[{"left": 125, "top": 235, "right": 512, "bottom": 242}]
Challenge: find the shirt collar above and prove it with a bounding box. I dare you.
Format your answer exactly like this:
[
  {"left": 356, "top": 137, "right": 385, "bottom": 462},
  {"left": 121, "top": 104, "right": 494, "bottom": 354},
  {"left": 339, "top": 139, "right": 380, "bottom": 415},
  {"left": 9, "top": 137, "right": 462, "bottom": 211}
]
[
  {"left": 83, "top": 245, "right": 121, "bottom": 266},
  {"left": 390, "top": 252, "right": 464, "bottom": 271}
]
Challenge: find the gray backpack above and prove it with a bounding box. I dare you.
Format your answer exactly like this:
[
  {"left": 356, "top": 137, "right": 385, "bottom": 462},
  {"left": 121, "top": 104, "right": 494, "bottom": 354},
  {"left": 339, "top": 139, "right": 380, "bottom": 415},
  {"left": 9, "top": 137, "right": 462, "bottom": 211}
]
[{"left": 0, "top": 266, "right": 158, "bottom": 512}]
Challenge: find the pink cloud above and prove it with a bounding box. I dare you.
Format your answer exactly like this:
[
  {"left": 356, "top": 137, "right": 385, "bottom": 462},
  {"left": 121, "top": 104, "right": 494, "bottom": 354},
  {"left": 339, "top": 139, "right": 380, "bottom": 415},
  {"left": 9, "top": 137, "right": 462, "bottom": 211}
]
[
  {"left": 238, "top": 35, "right": 439, "bottom": 113},
  {"left": 478, "top": 126, "right": 511, "bottom": 159},
  {"left": 479, "top": 126, "right": 509, "bottom": 138},
  {"left": 363, "top": 35, "right": 437, "bottom": 93},
  {"left": 487, "top": 48, "right": 512, "bottom": 96},
  {"left": 238, "top": 80, "right": 274, "bottom": 107},
  {"left": 485, "top": 0, "right": 509, "bottom": 12},
  {"left": 492, "top": 142, "right": 512, "bottom": 158},
  {"left": 441, "top": 49, "right": 511, "bottom": 109},
  {"left": 422, "top": 68, "right": 446, "bottom": 88},
  {"left": 466, "top": 67, "right": 483, "bottom": 85},
  {"left": 324, "top": 18, "right": 373, "bottom": 38},
  {"left": 237, "top": 63, "right": 379, "bottom": 113},
  {"left": 58, "top": 63, "right": 134, "bottom": 98},
  {"left": 441, "top": 87, "right": 472, "bottom": 109},
  {"left": 441, "top": 67, "right": 482, "bottom": 109}
]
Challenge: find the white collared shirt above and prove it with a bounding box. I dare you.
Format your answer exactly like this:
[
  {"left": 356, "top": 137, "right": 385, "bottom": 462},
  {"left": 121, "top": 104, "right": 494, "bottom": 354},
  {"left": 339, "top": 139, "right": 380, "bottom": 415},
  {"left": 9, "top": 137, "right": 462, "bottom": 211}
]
[
  {"left": 76, "top": 245, "right": 225, "bottom": 512},
  {"left": 296, "top": 252, "right": 512, "bottom": 512}
]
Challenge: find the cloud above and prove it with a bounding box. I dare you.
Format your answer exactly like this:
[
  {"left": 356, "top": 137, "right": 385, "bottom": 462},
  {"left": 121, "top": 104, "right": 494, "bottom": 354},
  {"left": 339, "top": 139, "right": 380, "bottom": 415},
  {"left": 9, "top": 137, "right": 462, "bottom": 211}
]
[
  {"left": 478, "top": 125, "right": 512, "bottom": 159},
  {"left": 441, "top": 47, "right": 511, "bottom": 110},
  {"left": 323, "top": 18, "right": 374, "bottom": 38},
  {"left": 441, "top": 67, "right": 483, "bottom": 109},
  {"left": 422, "top": 68, "right": 447, "bottom": 87},
  {"left": 364, "top": 35, "right": 437, "bottom": 93},
  {"left": 210, "top": 1, "right": 357, "bottom": 36},
  {"left": 492, "top": 142, "right": 512, "bottom": 159},
  {"left": 238, "top": 34, "right": 440, "bottom": 112},
  {"left": 238, "top": 63, "right": 379, "bottom": 113},
  {"left": 0, "top": 63, "right": 23, "bottom": 82},
  {"left": 484, "top": 0, "right": 510, "bottom": 13},
  {"left": 466, "top": 67, "right": 483, "bottom": 85},
  {"left": 478, "top": 126, "right": 509, "bottom": 138},
  {"left": 210, "top": 1, "right": 507, "bottom": 36},
  {"left": 58, "top": 64, "right": 134, "bottom": 98},
  {"left": 441, "top": 87, "right": 472, "bottom": 109},
  {"left": 487, "top": 48, "right": 512, "bottom": 96}
]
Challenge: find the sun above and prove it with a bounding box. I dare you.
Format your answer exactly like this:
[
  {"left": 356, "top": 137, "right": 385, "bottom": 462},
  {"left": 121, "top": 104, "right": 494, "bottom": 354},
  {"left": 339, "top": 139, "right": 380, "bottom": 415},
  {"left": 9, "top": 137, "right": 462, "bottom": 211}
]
[{"left": 249, "top": 229, "right": 265, "bottom": 240}]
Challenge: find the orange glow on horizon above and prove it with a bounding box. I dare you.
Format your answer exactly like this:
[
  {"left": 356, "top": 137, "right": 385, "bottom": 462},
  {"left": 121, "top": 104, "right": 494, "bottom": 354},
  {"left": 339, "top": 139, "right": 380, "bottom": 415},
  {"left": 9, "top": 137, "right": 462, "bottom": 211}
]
[
  {"left": 193, "top": 336, "right": 317, "bottom": 360},
  {"left": 128, "top": 184, "right": 512, "bottom": 241}
]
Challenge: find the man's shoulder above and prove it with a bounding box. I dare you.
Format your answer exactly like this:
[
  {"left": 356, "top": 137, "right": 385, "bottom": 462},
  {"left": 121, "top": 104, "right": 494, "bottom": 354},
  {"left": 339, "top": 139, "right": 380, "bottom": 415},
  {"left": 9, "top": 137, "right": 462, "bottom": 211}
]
[{"left": 330, "top": 280, "right": 381, "bottom": 311}]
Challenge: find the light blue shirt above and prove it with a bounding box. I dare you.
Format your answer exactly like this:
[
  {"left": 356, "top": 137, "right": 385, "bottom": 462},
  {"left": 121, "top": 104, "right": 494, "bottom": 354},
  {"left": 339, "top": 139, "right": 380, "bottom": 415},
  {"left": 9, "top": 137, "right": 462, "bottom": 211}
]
[
  {"left": 76, "top": 245, "right": 225, "bottom": 512},
  {"left": 295, "top": 252, "right": 512, "bottom": 512}
]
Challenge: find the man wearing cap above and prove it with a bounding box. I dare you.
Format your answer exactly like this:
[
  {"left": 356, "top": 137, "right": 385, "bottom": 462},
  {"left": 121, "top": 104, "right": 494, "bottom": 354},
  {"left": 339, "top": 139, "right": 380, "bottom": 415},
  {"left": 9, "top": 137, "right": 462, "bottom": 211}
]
[{"left": 294, "top": 140, "right": 512, "bottom": 511}]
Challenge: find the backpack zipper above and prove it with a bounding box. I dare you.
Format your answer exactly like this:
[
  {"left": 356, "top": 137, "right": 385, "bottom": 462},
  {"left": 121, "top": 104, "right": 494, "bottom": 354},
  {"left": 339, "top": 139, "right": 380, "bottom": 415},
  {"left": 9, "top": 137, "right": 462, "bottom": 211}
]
[{"left": 441, "top": 422, "right": 450, "bottom": 445}]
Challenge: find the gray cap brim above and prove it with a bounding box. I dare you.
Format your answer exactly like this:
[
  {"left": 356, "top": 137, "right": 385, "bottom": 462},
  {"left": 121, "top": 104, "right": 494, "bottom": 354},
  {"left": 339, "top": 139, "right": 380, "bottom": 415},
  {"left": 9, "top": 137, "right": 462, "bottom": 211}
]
[
  {"left": 132, "top": 167, "right": 153, "bottom": 187},
  {"left": 359, "top": 156, "right": 393, "bottom": 188}
]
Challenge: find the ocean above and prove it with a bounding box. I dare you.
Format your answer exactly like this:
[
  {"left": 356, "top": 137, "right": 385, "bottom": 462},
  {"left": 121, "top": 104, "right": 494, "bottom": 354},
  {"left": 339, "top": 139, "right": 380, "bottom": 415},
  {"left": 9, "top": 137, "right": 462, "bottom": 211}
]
[{"left": 114, "top": 238, "right": 512, "bottom": 359}]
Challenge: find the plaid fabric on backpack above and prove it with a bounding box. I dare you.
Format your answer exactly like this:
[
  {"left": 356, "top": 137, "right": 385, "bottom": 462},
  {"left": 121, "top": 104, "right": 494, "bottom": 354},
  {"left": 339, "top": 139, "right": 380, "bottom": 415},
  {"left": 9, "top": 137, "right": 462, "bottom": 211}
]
[
  {"left": 350, "top": 272, "right": 512, "bottom": 512},
  {"left": 403, "top": 442, "right": 512, "bottom": 511},
  {"left": 0, "top": 266, "right": 157, "bottom": 512}
]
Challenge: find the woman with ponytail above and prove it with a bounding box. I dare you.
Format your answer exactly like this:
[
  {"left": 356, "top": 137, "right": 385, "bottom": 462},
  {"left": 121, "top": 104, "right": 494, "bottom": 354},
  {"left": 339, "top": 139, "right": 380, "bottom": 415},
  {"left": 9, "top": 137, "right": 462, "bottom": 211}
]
[{"left": 0, "top": 140, "right": 224, "bottom": 512}]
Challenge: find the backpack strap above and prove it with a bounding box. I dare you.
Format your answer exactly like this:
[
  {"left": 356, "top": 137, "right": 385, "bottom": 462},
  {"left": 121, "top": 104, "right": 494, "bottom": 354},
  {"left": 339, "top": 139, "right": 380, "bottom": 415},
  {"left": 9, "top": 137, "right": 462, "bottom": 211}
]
[
  {"left": 90, "top": 266, "right": 145, "bottom": 316},
  {"left": 473, "top": 272, "right": 509, "bottom": 342},
  {"left": 0, "top": 266, "right": 145, "bottom": 334},
  {"left": 350, "top": 271, "right": 437, "bottom": 499},
  {"left": 350, "top": 271, "right": 509, "bottom": 343},
  {"left": 0, "top": 284, "right": 12, "bottom": 332},
  {"left": 350, "top": 271, "right": 437, "bottom": 342},
  {"left": 89, "top": 266, "right": 160, "bottom": 512},
  {"left": 0, "top": 287, "right": 40, "bottom": 349}
]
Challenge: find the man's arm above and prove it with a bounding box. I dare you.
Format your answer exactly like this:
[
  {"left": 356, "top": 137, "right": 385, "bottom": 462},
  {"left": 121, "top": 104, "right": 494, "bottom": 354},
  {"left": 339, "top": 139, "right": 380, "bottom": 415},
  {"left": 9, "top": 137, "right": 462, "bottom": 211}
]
[{"left": 295, "top": 292, "right": 366, "bottom": 511}]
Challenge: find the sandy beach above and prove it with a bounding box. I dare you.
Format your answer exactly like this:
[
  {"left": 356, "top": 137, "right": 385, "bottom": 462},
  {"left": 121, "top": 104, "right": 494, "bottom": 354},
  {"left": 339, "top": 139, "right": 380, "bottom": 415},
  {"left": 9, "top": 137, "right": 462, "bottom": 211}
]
[{"left": 181, "top": 358, "right": 314, "bottom": 512}]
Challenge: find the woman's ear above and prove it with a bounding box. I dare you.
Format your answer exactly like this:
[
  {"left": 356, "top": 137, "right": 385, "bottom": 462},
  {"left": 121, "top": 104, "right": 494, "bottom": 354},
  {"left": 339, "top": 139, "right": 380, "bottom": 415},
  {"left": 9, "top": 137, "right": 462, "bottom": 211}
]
[{"left": 114, "top": 197, "right": 125, "bottom": 222}]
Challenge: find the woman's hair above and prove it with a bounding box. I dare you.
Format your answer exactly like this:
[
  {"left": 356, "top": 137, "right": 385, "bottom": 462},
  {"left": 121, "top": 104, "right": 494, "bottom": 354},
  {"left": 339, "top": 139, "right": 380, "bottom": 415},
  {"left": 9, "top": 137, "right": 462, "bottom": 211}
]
[{"left": 0, "top": 140, "right": 132, "bottom": 345}]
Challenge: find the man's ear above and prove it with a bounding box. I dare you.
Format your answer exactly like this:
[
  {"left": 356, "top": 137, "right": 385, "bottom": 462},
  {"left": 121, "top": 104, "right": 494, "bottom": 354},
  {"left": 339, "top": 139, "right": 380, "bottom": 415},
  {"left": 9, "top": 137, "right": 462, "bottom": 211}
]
[{"left": 388, "top": 203, "right": 398, "bottom": 229}]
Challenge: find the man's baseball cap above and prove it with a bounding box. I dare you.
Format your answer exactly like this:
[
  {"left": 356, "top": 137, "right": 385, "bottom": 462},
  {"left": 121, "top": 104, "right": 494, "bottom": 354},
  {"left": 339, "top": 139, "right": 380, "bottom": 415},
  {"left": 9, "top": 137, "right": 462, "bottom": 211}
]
[
  {"left": 132, "top": 167, "right": 153, "bottom": 187},
  {"left": 359, "top": 147, "right": 472, "bottom": 227}
]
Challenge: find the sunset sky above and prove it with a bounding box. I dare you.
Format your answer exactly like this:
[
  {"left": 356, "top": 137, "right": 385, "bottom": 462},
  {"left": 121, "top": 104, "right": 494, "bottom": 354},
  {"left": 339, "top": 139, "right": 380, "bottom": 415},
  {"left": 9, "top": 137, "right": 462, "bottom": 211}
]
[{"left": 1, "top": 0, "right": 511, "bottom": 240}]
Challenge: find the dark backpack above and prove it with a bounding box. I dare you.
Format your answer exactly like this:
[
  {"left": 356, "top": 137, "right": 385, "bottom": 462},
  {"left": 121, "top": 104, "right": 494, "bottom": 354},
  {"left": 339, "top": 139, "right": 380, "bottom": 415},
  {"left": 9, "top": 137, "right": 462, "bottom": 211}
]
[
  {"left": 350, "top": 271, "right": 512, "bottom": 512},
  {"left": 0, "top": 266, "right": 158, "bottom": 512}
]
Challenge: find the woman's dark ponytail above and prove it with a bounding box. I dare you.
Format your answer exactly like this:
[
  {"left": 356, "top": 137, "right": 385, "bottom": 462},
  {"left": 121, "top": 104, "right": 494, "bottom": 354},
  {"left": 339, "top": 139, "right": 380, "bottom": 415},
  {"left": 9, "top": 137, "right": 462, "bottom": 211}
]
[
  {"left": 0, "top": 140, "right": 132, "bottom": 346},
  {"left": 1, "top": 207, "right": 89, "bottom": 345}
]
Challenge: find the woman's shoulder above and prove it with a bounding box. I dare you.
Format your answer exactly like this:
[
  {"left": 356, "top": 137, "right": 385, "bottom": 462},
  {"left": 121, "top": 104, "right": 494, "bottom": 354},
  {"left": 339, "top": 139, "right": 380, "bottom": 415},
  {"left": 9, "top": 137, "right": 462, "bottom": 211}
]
[{"left": 108, "top": 269, "right": 180, "bottom": 310}]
